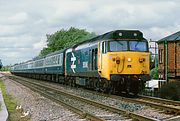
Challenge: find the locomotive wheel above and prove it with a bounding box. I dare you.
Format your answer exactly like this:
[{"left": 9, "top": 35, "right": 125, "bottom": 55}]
[
  {"left": 130, "top": 77, "right": 139, "bottom": 96},
  {"left": 107, "top": 82, "right": 113, "bottom": 94},
  {"left": 99, "top": 80, "right": 109, "bottom": 93},
  {"left": 95, "top": 81, "right": 100, "bottom": 91},
  {"left": 89, "top": 79, "right": 94, "bottom": 89}
]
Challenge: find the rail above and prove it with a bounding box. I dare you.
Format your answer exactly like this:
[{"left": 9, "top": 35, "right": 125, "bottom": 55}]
[{"left": 8, "top": 75, "right": 157, "bottom": 121}]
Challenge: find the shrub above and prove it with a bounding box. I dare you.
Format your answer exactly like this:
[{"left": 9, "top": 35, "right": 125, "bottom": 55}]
[
  {"left": 159, "top": 81, "right": 180, "bottom": 101},
  {"left": 150, "top": 67, "right": 158, "bottom": 79}
]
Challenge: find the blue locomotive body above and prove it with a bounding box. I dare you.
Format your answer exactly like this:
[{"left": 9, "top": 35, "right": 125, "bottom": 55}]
[{"left": 65, "top": 43, "right": 98, "bottom": 77}]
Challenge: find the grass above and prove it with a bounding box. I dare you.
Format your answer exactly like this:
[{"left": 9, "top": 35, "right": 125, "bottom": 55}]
[
  {"left": 0, "top": 79, "right": 16, "bottom": 113},
  {"left": 0, "top": 78, "right": 31, "bottom": 121},
  {"left": 0, "top": 79, "right": 19, "bottom": 121}
]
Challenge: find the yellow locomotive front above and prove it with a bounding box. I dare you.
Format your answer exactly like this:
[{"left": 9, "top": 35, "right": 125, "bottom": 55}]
[{"left": 98, "top": 30, "right": 150, "bottom": 95}]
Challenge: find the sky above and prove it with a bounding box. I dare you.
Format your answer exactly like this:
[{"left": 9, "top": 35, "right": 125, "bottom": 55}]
[{"left": 0, "top": 0, "right": 180, "bottom": 65}]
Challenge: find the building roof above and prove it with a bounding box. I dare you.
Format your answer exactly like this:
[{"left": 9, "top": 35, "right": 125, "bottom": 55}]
[{"left": 157, "top": 31, "right": 180, "bottom": 43}]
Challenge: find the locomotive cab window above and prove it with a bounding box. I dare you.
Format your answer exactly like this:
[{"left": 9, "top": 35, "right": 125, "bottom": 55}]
[
  {"left": 108, "top": 40, "right": 148, "bottom": 52},
  {"left": 129, "top": 41, "right": 148, "bottom": 51},
  {"left": 109, "top": 41, "right": 128, "bottom": 51},
  {"left": 91, "top": 48, "right": 98, "bottom": 70}
]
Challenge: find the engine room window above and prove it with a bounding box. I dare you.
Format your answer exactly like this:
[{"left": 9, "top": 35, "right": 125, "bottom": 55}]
[
  {"left": 129, "top": 41, "right": 147, "bottom": 51},
  {"left": 109, "top": 41, "right": 128, "bottom": 51}
]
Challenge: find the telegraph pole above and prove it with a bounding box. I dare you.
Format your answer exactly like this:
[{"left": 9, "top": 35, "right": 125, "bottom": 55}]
[{"left": 149, "top": 39, "right": 158, "bottom": 68}]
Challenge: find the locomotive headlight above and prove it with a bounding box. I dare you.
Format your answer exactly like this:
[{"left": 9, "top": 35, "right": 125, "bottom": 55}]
[
  {"left": 127, "top": 58, "right": 132, "bottom": 62},
  {"left": 134, "top": 33, "right": 137, "bottom": 36}
]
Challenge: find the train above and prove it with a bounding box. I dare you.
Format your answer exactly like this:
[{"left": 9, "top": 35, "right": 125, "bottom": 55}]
[{"left": 11, "top": 30, "right": 150, "bottom": 95}]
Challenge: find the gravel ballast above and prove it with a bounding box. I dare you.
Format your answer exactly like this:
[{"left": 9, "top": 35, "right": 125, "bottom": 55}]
[
  {"left": 2, "top": 74, "right": 175, "bottom": 120},
  {"left": 29, "top": 78, "right": 173, "bottom": 120},
  {"left": 2, "top": 77, "right": 87, "bottom": 121}
]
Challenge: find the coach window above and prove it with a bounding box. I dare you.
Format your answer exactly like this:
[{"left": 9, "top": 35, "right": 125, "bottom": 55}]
[{"left": 159, "top": 49, "right": 163, "bottom": 64}]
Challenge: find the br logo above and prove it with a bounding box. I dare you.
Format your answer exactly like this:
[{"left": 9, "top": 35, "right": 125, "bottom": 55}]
[{"left": 71, "top": 52, "right": 76, "bottom": 73}]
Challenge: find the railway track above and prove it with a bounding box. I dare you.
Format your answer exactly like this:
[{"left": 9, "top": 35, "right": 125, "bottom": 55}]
[
  {"left": 108, "top": 94, "right": 180, "bottom": 115},
  {"left": 6, "top": 75, "right": 158, "bottom": 121},
  {"left": 138, "top": 95, "right": 180, "bottom": 107},
  {"left": 5, "top": 74, "right": 180, "bottom": 120}
]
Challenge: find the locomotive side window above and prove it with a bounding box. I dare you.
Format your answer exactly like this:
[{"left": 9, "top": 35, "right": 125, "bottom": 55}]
[
  {"left": 95, "top": 48, "right": 98, "bottom": 70},
  {"left": 92, "top": 49, "right": 94, "bottom": 70},
  {"left": 102, "top": 41, "right": 107, "bottom": 53},
  {"left": 91, "top": 48, "right": 98, "bottom": 70}
]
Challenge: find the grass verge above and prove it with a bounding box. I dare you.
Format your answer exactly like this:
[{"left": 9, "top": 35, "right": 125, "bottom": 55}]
[
  {"left": 0, "top": 79, "right": 18, "bottom": 121},
  {"left": 0, "top": 79, "right": 16, "bottom": 113},
  {"left": 0, "top": 78, "right": 31, "bottom": 121}
]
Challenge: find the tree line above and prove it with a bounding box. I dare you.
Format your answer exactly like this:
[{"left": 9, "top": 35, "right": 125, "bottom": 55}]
[{"left": 39, "top": 27, "right": 96, "bottom": 56}]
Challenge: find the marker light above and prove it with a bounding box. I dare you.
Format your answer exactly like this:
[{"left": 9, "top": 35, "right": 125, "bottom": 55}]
[
  {"left": 119, "top": 33, "right": 122, "bottom": 36},
  {"left": 134, "top": 33, "right": 137, "bottom": 36}
]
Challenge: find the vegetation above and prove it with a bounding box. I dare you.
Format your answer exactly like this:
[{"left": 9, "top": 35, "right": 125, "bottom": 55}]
[
  {"left": 0, "top": 66, "right": 11, "bottom": 72},
  {"left": 150, "top": 67, "right": 158, "bottom": 79},
  {"left": 39, "top": 27, "right": 96, "bottom": 56},
  {"left": 0, "top": 79, "right": 28, "bottom": 121},
  {"left": 159, "top": 81, "right": 180, "bottom": 101},
  {"left": 0, "top": 79, "right": 16, "bottom": 113},
  {"left": 150, "top": 53, "right": 158, "bottom": 79}
]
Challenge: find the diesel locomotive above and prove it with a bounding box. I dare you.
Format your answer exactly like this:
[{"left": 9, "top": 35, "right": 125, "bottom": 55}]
[{"left": 11, "top": 30, "right": 150, "bottom": 95}]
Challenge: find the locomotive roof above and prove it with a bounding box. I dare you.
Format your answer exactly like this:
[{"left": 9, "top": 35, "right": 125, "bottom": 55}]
[
  {"left": 157, "top": 31, "right": 180, "bottom": 43},
  {"left": 73, "top": 30, "right": 144, "bottom": 48}
]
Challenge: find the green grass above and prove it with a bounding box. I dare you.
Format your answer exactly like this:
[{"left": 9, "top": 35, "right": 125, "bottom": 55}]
[
  {"left": 0, "top": 79, "right": 31, "bottom": 121},
  {"left": 0, "top": 79, "right": 17, "bottom": 121},
  {"left": 0, "top": 79, "right": 16, "bottom": 113}
]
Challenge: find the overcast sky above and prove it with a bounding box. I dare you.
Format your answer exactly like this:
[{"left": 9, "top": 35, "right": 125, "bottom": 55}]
[{"left": 0, "top": 0, "right": 180, "bottom": 65}]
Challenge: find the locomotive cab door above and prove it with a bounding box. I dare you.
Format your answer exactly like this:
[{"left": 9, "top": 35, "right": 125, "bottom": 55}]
[{"left": 98, "top": 41, "right": 107, "bottom": 76}]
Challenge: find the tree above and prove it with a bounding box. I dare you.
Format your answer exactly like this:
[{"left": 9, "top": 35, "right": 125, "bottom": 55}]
[
  {"left": 150, "top": 52, "right": 158, "bottom": 79},
  {"left": 150, "top": 67, "right": 158, "bottom": 79},
  {"left": 0, "top": 65, "right": 10, "bottom": 71},
  {"left": 39, "top": 27, "right": 96, "bottom": 56}
]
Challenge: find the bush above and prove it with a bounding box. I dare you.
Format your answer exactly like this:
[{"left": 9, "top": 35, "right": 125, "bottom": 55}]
[
  {"left": 150, "top": 67, "right": 158, "bottom": 79},
  {"left": 159, "top": 81, "right": 180, "bottom": 101}
]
